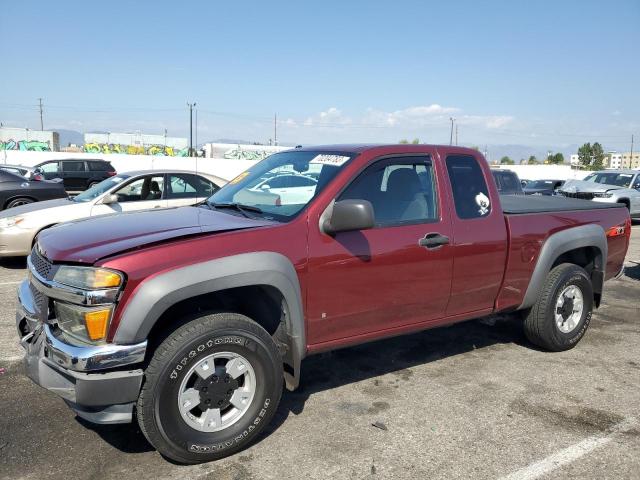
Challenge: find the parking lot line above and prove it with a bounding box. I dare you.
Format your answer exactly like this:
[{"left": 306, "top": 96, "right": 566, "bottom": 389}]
[
  {"left": 499, "top": 417, "right": 637, "bottom": 480},
  {"left": 0, "top": 281, "right": 21, "bottom": 285}
]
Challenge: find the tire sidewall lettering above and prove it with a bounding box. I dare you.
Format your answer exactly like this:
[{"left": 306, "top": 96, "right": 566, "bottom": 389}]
[
  {"left": 187, "top": 398, "right": 272, "bottom": 453},
  {"left": 169, "top": 335, "right": 246, "bottom": 381}
]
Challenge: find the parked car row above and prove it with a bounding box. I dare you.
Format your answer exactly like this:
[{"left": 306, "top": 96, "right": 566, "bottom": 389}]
[{"left": 491, "top": 167, "right": 640, "bottom": 218}]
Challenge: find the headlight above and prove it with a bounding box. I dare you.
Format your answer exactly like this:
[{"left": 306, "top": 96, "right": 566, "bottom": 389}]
[
  {"left": 0, "top": 216, "right": 24, "bottom": 229},
  {"left": 53, "top": 266, "right": 123, "bottom": 289},
  {"left": 592, "top": 192, "right": 613, "bottom": 198},
  {"left": 54, "top": 302, "right": 113, "bottom": 343}
]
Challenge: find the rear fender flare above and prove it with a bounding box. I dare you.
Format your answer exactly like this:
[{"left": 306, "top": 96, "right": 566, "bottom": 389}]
[{"left": 519, "top": 224, "right": 607, "bottom": 310}]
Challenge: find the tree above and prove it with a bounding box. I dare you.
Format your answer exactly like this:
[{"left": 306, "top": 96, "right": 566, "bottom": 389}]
[
  {"left": 527, "top": 155, "right": 539, "bottom": 165},
  {"left": 411, "top": 138, "right": 420, "bottom": 144},
  {"left": 500, "top": 156, "right": 514, "bottom": 165},
  {"left": 548, "top": 152, "right": 564, "bottom": 164},
  {"left": 577, "top": 142, "right": 606, "bottom": 170}
]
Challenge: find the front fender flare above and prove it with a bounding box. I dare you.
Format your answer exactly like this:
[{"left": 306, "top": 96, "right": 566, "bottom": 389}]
[{"left": 113, "top": 252, "right": 305, "bottom": 387}]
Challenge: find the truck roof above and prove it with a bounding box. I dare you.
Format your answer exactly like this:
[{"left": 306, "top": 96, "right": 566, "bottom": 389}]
[{"left": 291, "top": 144, "right": 480, "bottom": 155}]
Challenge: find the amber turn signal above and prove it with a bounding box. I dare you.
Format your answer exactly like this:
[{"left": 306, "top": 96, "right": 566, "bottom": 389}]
[{"left": 84, "top": 309, "right": 111, "bottom": 341}]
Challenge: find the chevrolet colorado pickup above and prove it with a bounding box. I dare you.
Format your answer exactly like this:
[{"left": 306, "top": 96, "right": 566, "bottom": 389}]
[{"left": 17, "top": 145, "right": 631, "bottom": 463}]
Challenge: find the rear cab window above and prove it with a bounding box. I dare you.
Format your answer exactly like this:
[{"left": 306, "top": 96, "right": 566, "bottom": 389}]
[{"left": 446, "top": 155, "right": 492, "bottom": 219}]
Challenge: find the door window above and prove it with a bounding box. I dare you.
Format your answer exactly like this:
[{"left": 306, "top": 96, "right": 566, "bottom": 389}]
[
  {"left": 114, "top": 175, "right": 164, "bottom": 202},
  {"left": 38, "top": 162, "right": 59, "bottom": 173},
  {"left": 62, "top": 161, "right": 86, "bottom": 172},
  {"left": 446, "top": 155, "right": 491, "bottom": 219},
  {"left": 338, "top": 156, "right": 438, "bottom": 226},
  {"left": 166, "top": 174, "right": 216, "bottom": 199}
]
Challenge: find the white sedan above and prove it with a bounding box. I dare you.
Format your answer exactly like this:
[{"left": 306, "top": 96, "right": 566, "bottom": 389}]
[
  {"left": 0, "top": 169, "right": 225, "bottom": 257},
  {"left": 250, "top": 173, "right": 317, "bottom": 205}
]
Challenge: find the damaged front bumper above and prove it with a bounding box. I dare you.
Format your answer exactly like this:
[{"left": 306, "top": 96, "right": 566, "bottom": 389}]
[{"left": 16, "top": 279, "right": 147, "bottom": 424}]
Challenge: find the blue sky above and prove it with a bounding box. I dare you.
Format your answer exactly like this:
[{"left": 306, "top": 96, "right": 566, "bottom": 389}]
[{"left": 1, "top": 0, "right": 638, "bottom": 153}]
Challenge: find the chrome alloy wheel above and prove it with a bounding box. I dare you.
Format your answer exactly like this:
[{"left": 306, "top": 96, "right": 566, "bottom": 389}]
[
  {"left": 177, "top": 352, "right": 256, "bottom": 433},
  {"left": 555, "top": 285, "right": 584, "bottom": 333}
]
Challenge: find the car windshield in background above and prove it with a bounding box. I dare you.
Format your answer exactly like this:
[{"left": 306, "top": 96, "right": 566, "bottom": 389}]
[
  {"left": 527, "top": 180, "right": 556, "bottom": 188},
  {"left": 207, "top": 150, "right": 355, "bottom": 221},
  {"left": 583, "top": 172, "right": 634, "bottom": 188},
  {"left": 72, "top": 175, "right": 129, "bottom": 202}
]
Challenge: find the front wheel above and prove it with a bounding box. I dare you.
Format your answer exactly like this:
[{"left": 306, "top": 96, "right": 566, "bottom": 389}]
[
  {"left": 137, "top": 312, "right": 283, "bottom": 464},
  {"left": 523, "top": 263, "right": 593, "bottom": 351},
  {"left": 6, "top": 197, "right": 34, "bottom": 209}
]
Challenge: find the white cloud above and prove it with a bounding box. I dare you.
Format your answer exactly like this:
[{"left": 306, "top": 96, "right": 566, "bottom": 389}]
[{"left": 303, "top": 107, "right": 352, "bottom": 126}]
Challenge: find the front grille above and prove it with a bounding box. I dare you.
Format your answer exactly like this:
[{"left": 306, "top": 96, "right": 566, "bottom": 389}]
[
  {"left": 30, "top": 247, "right": 53, "bottom": 280},
  {"left": 561, "top": 192, "right": 595, "bottom": 200}
]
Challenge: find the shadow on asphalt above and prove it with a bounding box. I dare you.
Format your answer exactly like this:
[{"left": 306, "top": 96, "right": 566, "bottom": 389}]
[
  {"left": 78, "top": 317, "right": 529, "bottom": 458},
  {"left": 260, "top": 317, "right": 529, "bottom": 443},
  {"left": 76, "top": 417, "right": 154, "bottom": 454},
  {"left": 624, "top": 262, "right": 640, "bottom": 281},
  {"left": 0, "top": 256, "right": 27, "bottom": 270}
]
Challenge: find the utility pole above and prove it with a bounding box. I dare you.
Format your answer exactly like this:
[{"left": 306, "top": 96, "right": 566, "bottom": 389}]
[
  {"left": 455, "top": 123, "right": 458, "bottom": 146},
  {"left": 195, "top": 108, "right": 198, "bottom": 156},
  {"left": 449, "top": 117, "right": 455, "bottom": 145},
  {"left": 187, "top": 102, "right": 196, "bottom": 157},
  {"left": 38, "top": 98, "right": 44, "bottom": 131},
  {"left": 631, "top": 134, "right": 634, "bottom": 169},
  {"left": 274, "top": 113, "right": 278, "bottom": 146}
]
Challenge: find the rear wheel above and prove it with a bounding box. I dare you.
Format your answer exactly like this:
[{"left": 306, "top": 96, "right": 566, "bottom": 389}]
[
  {"left": 6, "top": 197, "right": 34, "bottom": 209},
  {"left": 137, "top": 312, "right": 283, "bottom": 464},
  {"left": 88, "top": 181, "right": 100, "bottom": 189},
  {"left": 523, "top": 263, "right": 593, "bottom": 351}
]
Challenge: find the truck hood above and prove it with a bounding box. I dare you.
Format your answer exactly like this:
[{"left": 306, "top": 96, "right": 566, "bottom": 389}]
[
  {"left": 37, "top": 206, "right": 278, "bottom": 264},
  {"left": 560, "top": 179, "right": 629, "bottom": 194}
]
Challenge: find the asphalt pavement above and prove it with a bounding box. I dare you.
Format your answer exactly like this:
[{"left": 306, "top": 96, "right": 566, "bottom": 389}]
[{"left": 0, "top": 227, "right": 638, "bottom": 480}]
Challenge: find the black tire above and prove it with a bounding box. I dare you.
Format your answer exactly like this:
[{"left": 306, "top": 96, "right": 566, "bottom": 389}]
[
  {"left": 88, "top": 181, "right": 100, "bottom": 189},
  {"left": 6, "top": 197, "right": 34, "bottom": 209},
  {"left": 137, "top": 312, "right": 283, "bottom": 464},
  {"left": 523, "top": 263, "right": 593, "bottom": 351}
]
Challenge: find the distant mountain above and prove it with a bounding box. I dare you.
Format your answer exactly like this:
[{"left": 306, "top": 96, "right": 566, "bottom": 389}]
[{"left": 52, "top": 129, "right": 84, "bottom": 147}]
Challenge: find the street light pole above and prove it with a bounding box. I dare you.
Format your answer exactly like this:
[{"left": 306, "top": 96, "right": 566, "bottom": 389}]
[
  {"left": 449, "top": 117, "right": 455, "bottom": 145},
  {"left": 187, "top": 102, "right": 196, "bottom": 157}
]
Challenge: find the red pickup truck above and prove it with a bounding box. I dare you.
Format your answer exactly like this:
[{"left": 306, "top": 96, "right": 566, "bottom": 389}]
[{"left": 17, "top": 145, "right": 631, "bottom": 463}]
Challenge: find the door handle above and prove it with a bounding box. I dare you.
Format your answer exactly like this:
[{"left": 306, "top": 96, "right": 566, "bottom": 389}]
[{"left": 418, "top": 232, "right": 450, "bottom": 249}]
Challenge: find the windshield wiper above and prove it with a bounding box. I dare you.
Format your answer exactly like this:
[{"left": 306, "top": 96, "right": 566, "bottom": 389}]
[{"left": 210, "top": 202, "right": 263, "bottom": 218}]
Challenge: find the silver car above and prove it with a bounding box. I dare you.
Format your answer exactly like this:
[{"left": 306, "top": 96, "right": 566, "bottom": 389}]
[
  {"left": 559, "top": 170, "right": 640, "bottom": 218},
  {"left": 0, "top": 169, "right": 226, "bottom": 257}
]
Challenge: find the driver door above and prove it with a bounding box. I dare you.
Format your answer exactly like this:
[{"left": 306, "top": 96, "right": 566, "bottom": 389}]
[{"left": 90, "top": 174, "right": 167, "bottom": 216}]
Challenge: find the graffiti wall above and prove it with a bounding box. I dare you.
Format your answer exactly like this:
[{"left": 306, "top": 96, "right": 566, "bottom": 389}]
[
  {"left": 83, "top": 143, "right": 189, "bottom": 156},
  {"left": 0, "top": 139, "right": 52, "bottom": 151}
]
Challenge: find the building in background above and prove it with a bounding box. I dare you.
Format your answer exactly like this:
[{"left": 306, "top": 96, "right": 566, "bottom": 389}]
[
  {"left": 83, "top": 132, "right": 189, "bottom": 156},
  {"left": 0, "top": 127, "right": 60, "bottom": 152},
  {"left": 606, "top": 152, "right": 623, "bottom": 169},
  {"left": 621, "top": 152, "right": 640, "bottom": 169},
  {"left": 202, "top": 143, "right": 289, "bottom": 160}
]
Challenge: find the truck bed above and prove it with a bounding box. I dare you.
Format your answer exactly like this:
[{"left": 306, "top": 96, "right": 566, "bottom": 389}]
[{"left": 500, "top": 195, "right": 625, "bottom": 214}]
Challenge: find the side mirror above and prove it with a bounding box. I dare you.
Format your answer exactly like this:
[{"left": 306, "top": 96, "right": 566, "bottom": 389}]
[
  {"left": 321, "top": 199, "right": 375, "bottom": 235},
  {"left": 260, "top": 184, "right": 271, "bottom": 190},
  {"left": 33, "top": 167, "right": 43, "bottom": 174},
  {"left": 100, "top": 193, "right": 119, "bottom": 205}
]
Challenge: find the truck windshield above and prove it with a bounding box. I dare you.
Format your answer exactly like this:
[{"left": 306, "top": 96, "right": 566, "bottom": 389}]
[
  {"left": 72, "top": 175, "right": 129, "bottom": 202},
  {"left": 206, "top": 150, "right": 355, "bottom": 221},
  {"left": 582, "top": 172, "right": 634, "bottom": 187}
]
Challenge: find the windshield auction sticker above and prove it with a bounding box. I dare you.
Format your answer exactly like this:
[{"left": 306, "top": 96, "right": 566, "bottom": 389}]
[{"left": 310, "top": 154, "right": 351, "bottom": 167}]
